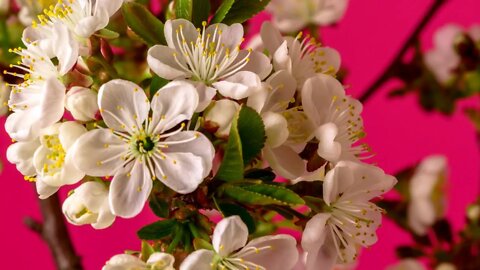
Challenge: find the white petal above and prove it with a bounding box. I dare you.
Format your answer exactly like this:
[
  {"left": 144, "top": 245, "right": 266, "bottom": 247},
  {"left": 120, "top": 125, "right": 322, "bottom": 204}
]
[
  {"left": 164, "top": 131, "right": 214, "bottom": 178},
  {"left": 98, "top": 79, "right": 149, "bottom": 133},
  {"left": 262, "top": 70, "right": 297, "bottom": 112},
  {"left": 95, "top": 0, "right": 123, "bottom": 17},
  {"left": 155, "top": 152, "right": 205, "bottom": 194},
  {"left": 58, "top": 121, "right": 87, "bottom": 150},
  {"left": 212, "top": 216, "right": 249, "bottom": 257},
  {"left": 93, "top": 203, "right": 116, "bottom": 229},
  {"left": 164, "top": 19, "right": 198, "bottom": 50},
  {"left": 264, "top": 146, "right": 305, "bottom": 179},
  {"left": 52, "top": 22, "right": 79, "bottom": 74},
  {"left": 109, "top": 161, "right": 153, "bottom": 218},
  {"left": 6, "top": 140, "right": 40, "bottom": 176},
  {"left": 246, "top": 83, "right": 269, "bottom": 113},
  {"left": 263, "top": 112, "right": 289, "bottom": 148},
  {"left": 204, "top": 99, "right": 240, "bottom": 137},
  {"left": 71, "top": 129, "right": 128, "bottom": 177},
  {"left": 179, "top": 250, "right": 214, "bottom": 270},
  {"left": 214, "top": 71, "right": 261, "bottom": 99},
  {"left": 36, "top": 179, "right": 60, "bottom": 199},
  {"left": 6, "top": 78, "right": 65, "bottom": 141},
  {"left": 315, "top": 123, "right": 342, "bottom": 162},
  {"left": 103, "top": 254, "right": 146, "bottom": 270},
  {"left": 192, "top": 81, "right": 217, "bottom": 112},
  {"left": 273, "top": 41, "right": 292, "bottom": 72},
  {"left": 240, "top": 234, "right": 299, "bottom": 270},
  {"left": 75, "top": 9, "right": 109, "bottom": 38},
  {"left": 239, "top": 50, "right": 272, "bottom": 80},
  {"left": 260, "top": 21, "right": 284, "bottom": 56},
  {"left": 147, "top": 45, "right": 189, "bottom": 80},
  {"left": 312, "top": 47, "right": 341, "bottom": 75},
  {"left": 323, "top": 163, "right": 355, "bottom": 205},
  {"left": 302, "top": 213, "right": 337, "bottom": 270},
  {"left": 207, "top": 23, "right": 244, "bottom": 50},
  {"left": 149, "top": 80, "right": 198, "bottom": 134},
  {"left": 147, "top": 252, "right": 175, "bottom": 267}
]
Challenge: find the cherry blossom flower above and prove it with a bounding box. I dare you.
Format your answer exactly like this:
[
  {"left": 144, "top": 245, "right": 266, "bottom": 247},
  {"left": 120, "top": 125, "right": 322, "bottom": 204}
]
[
  {"left": 408, "top": 155, "right": 447, "bottom": 235},
  {"left": 302, "top": 161, "right": 396, "bottom": 269},
  {"left": 267, "top": 0, "right": 349, "bottom": 33},
  {"left": 72, "top": 79, "right": 214, "bottom": 218},
  {"left": 425, "top": 24, "right": 480, "bottom": 84},
  {"left": 147, "top": 19, "right": 272, "bottom": 111},
  {"left": 7, "top": 122, "right": 87, "bottom": 198},
  {"left": 302, "top": 74, "right": 368, "bottom": 164},
  {"left": 63, "top": 181, "right": 115, "bottom": 229},
  {"left": 259, "top": 22, "right": 341, "bottom": 88},
  {"left": 103, "top": 252, "right": 175, "bottom": 270},
  {"left": 4, "top": 42, "right": 75, "bottom": 141},
  {"left": 180, "top": 215, "right": 298, "bottom": 270}
]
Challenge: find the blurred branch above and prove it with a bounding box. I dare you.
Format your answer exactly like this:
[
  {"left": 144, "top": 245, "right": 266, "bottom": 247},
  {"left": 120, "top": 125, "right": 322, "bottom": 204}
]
[
  {"left": 24, "top": 193, "right": 83, "bottom": 270},
  {"left": 359, "top": 0, "right": 447, "bottom": 103}
]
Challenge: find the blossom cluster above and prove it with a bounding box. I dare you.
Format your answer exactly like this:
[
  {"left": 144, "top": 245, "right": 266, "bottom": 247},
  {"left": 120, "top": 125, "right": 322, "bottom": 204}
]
[{"left": 2, "top": 0, "right": 396, "bottom": 269}]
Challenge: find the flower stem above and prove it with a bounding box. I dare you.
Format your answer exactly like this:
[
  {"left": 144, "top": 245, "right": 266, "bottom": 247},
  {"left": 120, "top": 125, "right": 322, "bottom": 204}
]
[{"left": 358, "top": 0, "right": 447, "bottom": 103}]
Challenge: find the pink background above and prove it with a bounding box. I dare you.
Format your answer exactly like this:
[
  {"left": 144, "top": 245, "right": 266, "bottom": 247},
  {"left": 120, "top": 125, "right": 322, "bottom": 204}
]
[{"left": 1, "top": 0, "right": 479, "bottom": 269}]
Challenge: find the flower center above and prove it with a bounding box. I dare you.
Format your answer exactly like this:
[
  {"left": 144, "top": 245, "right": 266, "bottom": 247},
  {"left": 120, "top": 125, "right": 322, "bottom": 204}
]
[
  {"left": 132, "top": 133, "right": 157, "bottom": 155},
  {"left": 41, "top": 134, "right": 66, "bottom": 176},
  {"left": 172, "top": 22, "right": 251, "bottom": 85}
]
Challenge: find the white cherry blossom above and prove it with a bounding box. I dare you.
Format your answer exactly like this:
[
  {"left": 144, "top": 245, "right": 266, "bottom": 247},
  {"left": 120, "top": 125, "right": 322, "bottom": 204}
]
[
  {"left": 71, "top": 79, "right": 215, "bottom": 218},
  {"left": 302, "top": 161, "right": 396, "bottom": 269},
  {"left": 147, "top": 19, "right": 272, "bottom": 111},
  {"left": 408, "top": 155, "right": 447, "bottom": 235},
  {"left": 267, "top": 0, "right": 349, "bottom": 33},
  {"left": 180, "top": 215, "right": 298, "bottom": 270},
  {"left": 302, "top": 74, "right": 368, "bottom": 164},
  {"left": 63, "top": 181, "right": 115, "bottom": 229},
  {"left": 259, "top": 22, "right": 341, "bottom": 89},
  {"left": 425, "top": 24, "right": 480, "bottom": 84},
  {"left": 4, "top": 42, "right": 74, "bottom": 141},
  {"left": 103, "top": 252, "right": 175, "bottom": 270}
]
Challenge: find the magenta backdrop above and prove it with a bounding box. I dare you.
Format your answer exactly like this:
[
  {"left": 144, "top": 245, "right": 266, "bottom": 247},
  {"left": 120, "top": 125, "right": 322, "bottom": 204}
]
[{"left": 1, "top": 0, "right": 479, "bottom": 269}]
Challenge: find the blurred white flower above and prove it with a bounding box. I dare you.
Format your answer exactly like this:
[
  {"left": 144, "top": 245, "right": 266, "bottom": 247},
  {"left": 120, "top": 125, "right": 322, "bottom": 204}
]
[
  {"left": 408, "top": 155, "right": 447, "bottom": 235},
  {"left": 72, "top": 79, "right": 215, "bottom": 218},
  {"left": 63, "top": 181, "right": 115, "bottom": 229},
  {"left": 204, "top": 99, "right": 240, "bottom": 138},
  {"left": 302, "top": 74, "right": 367, "bottom": 164},
  {"left": 258, "top": 22, "right": 341, "bottom": 89},
  {"left": 15, "top": 0, "right": 57, "bottom": 26},
  {"left": 425, "top": 24, "right": 480, "bottom": 84},
  {"left": 103, "top": 252, "right": 175, "bottom": 270},
  {"left": 148, "top": 19, "right": 272, "bottom": 111},
  {"left": 436, "top": 263, "right": 457, "bottom": 270},
  {"left": 181, "top": 215, "right": 298, "bottom": 270},
  {"left": 302, "top": 162, "right": 396, "bottom": 269},
  {"left": 386, "top": 259, "right": 426, "bottom": 270},
  {"left": 65, "top": 87, "right": 99, "bottom": 121},
  {"left": 0, "top": 0, "right": 9, "bottom": 14},
  {"left": 0, "top": 77, "right": 10, "bottom": 116},
  {"left": 5, "top": 43, "right": 75, "bottom": 141},
  {"left": 267, "top": 0, "right": 349, "bottom": 33}
]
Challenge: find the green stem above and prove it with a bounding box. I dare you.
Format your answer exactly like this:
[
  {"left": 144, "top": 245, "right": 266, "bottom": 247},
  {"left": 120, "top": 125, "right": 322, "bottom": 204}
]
[{"left": 0, "top": 17, "right": 11, "bottom": 59}]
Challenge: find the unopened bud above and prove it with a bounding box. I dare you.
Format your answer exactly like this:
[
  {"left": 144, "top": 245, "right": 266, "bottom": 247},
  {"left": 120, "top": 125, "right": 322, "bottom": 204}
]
[
  {"left": 65, "top": 87, "right": 99, "bottom": 121},
  {"left": 204, "top": 99, "right": 240, "bottom": 138}
]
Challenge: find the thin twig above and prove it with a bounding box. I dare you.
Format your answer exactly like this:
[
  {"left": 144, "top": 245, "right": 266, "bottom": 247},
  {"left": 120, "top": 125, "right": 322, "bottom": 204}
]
[
  {"left": 359, "top": 0, "right": 447, "bottom": 103},
  {"left": 24, "top": 193, "right": 83, "bottom": 270}
]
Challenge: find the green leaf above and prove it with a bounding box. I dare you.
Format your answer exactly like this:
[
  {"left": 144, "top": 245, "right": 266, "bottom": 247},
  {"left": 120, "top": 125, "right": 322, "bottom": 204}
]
[
  {"left": 223, "top": 183, "right": 305, "bottom": 206},
  {"left": 211, "top": 0, "right": 235, "bottom": 24},
  {"left": 175, "top": 0, "right": 193, "bottom": 20},
  {"left": 192, "top": 0, "right": 211, "bottom": 27},
  {"left": 137, "top": 219, "right": 178, "bottom": 240},
  {"left": 237, "top": 106, "right": 266, "bottom": 165},
  {"left": 216, "top": 106, "right": 266, "bottom": 182},
  {"left": 218, "top": 203, "right": 256, "bottom": 233},
  {"left": 140, "top": 241, "right": 155, "bottom": 260},
  {"left": 95, "top": 28, "right": 120, "bottom": 39},
  {"left": 122, "top": 2, "right": 166, "bottom": 46},
  {"left": 222, "top": 0, "right": 271, "bottom": 25},
  {"left": 244, "top": 168, "right": 276, "bottom": 182},
  {"left": 150, "top": 75, "right": 170, "bottom": 97},
  {"left": 149, "top": 194, "right": 170, "bottom": 218}
]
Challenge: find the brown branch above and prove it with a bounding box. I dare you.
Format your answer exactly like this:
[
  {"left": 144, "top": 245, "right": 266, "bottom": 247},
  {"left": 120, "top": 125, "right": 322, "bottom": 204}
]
[
  {"left": 24, "top": 193, "right": 83, "bottom": 270},
  {"left": 359, "top": 0, "right": 448, "bottom": 103}
]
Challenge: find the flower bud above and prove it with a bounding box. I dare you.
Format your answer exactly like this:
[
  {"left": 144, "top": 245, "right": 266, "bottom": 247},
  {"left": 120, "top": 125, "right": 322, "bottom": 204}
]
[
  {"left": 102, "top": 252, "right": 175, "bottom": 270},
  {"left": 65, "top": 87, "right": 99, "bottom": 121},
  {"left": 204, "top": 99, "right": 240, "bottom": 138},
  {"left": 62, "top": 181, "right": 115, "bottom": 229}
]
